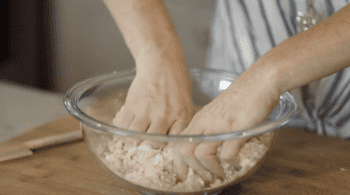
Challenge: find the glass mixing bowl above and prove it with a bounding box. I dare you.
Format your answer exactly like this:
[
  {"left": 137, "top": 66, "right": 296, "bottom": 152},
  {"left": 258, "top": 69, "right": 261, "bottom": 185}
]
[{"left": 64, "top": 67, "right": 297, "bottom": 195}]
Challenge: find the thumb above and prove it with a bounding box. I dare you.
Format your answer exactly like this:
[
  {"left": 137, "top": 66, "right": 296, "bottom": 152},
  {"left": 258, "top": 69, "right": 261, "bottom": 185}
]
[{"left": 219, "top": 138, "right": 248, "bottom": 171}]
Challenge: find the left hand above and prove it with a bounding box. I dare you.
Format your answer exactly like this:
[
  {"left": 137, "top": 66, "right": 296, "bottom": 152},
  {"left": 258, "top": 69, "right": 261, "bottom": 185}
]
[{"left": 173, "top": 71, "right": 280, "bottom": 183}]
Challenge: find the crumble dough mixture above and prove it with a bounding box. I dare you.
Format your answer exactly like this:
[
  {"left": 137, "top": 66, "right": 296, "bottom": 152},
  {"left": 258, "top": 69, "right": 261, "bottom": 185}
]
[{"left": 101, "top": 132, "right": 272, "bottom": 192}]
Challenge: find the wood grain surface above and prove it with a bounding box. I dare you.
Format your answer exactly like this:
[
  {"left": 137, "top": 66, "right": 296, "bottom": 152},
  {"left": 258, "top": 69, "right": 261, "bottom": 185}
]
[{"left": 1, "top": 115, "right": 349, "bottom": 195}]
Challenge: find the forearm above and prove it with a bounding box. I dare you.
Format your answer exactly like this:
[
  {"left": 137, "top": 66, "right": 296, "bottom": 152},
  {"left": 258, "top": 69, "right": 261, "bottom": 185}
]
[
  {"left": 102, "top": 0, "right": 186, "bottom": 71},
  {"left": 246, "top": 4, "right": 350, "bottom": 95}
]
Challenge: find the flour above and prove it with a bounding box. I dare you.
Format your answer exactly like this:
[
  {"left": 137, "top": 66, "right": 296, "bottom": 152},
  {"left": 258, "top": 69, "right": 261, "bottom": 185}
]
[{"left": 101, "top": 132, "right": 272, "bottom": 192}]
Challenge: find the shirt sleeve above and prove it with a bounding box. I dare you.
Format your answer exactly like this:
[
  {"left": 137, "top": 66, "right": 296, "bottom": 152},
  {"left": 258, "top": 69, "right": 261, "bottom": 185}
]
[{"left": 293, "top": 68, "right": 350, "bottom": 139}]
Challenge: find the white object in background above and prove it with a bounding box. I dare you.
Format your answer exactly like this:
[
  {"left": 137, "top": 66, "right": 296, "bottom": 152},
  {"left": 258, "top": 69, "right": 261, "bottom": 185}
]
[{"left": 0, "top": 82, "right": 68, "bottom": 142}]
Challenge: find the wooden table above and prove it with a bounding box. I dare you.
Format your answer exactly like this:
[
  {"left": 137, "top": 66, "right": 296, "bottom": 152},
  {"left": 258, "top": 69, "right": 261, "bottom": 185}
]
[{"left": 1, "top": 116, "right": 350, "bottom": 195}]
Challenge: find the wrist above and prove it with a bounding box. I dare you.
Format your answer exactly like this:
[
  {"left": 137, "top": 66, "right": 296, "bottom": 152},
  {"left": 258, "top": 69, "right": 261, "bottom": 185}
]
[
  {"left": 133, "top": 49, "right": 192, "bottom": 92},
  {"left": 231, "top": 61, "right": 281, "bottom": 103},
  {"left": 135, "top": 47, "right": 187, "bottom": 73}
]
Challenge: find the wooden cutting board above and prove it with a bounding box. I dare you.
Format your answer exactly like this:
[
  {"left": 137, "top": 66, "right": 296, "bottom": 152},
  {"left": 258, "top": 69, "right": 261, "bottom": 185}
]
[{"left": 1, "top": 115, "right": 350, "bottom": 195}]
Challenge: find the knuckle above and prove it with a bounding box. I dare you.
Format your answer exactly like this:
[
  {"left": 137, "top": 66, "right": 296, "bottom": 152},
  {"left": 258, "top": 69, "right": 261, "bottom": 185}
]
[
  {"left": 155, "top": 115, "right": 167, "bottom": 123},
  {"left": 133, "top": 104, "right": 148, "bottom": 115},
  {"left": 173, "top": 107, "right": 186, "bottom": 118}
]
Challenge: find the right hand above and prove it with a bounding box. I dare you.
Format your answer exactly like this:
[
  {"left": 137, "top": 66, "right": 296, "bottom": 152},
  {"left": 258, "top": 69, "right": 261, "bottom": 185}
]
[{"left": 113, "top": 56, "right": 195, "bottom": 147}]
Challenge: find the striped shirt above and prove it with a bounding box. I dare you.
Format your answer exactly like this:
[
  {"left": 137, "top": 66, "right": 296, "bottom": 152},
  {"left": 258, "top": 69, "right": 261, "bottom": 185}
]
[{"left": 206, "top": 0, "right": 350, "bottom": 138}]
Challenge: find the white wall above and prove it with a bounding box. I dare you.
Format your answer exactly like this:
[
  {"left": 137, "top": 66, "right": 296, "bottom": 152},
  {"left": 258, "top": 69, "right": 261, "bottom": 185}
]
[{"left": 51, "top": 0, "right": 215, "bottom": 92}]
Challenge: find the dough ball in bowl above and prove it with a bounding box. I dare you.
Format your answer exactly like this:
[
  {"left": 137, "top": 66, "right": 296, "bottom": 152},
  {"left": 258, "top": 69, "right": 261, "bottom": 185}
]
[{"left": 97, "top": 104, "right": 275, "bottom": 193}]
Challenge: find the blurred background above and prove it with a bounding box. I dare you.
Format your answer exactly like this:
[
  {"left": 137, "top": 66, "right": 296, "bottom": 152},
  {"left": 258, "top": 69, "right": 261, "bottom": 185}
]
[{"left": 0, "top": 0, "right": 215, "bottom": 93}]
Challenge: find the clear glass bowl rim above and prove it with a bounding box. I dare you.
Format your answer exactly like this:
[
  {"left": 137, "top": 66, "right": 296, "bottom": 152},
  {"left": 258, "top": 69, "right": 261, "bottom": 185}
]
[{"left": 64, "top": 67, "right": 297, "bottom": 143}]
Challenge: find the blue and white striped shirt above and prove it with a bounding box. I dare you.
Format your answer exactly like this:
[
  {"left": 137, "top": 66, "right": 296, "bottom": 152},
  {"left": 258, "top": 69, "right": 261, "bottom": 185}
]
[{"left": 206, "top": 0, "right": 350, "bottom": 138}]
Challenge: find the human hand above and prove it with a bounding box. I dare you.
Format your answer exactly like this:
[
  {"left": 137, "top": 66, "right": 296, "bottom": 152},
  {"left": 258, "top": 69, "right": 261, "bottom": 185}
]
[
  {"left": 113, "top": 58, "right": 195, "bottom": 148},
  {"left": 173, "top": 72, "right": 280, "bottom": 183}
]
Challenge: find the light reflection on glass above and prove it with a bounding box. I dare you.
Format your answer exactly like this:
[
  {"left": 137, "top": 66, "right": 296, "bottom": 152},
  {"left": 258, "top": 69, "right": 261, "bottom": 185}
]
[{"left": 219, "top": 80, "right": 231, "bottom": 90}]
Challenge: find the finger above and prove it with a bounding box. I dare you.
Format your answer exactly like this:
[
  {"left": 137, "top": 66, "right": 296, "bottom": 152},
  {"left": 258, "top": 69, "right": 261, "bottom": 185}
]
[
  {"left": 179, "top": 121, "right": 205, "bottom": 136},
  {"left": 180, "top": 143, "right": 214, "bottom": 184},
  {"left": 173, "top": 144, "right": 188, "bottom": 182},
  {"left": 219, "top": 138, "right": 248, "bottom": 170},
  {"left": 125, "top": 116, "right": 151, "bottom": 147},
  {"left": 178, "top": 117, "right": 195, "bottom": 135},
  {"left": 128, "top": 116, "right": 151, "bottom": 133},
  {"left": 194, "top": 105, "right": 204, "bottom": 113},
  {"left": 113, "top": 106, "right": 134, "bottom": 129},
  {"left": 141, "top": 119, "right": 169, "bottom": 149},
  {"left": 194, "top": 142, "right": 225, "bottom": 179},
  {"left": 146, "top": 118, "right": 169, "bottom": 134},
  {"left": 168, "top": 119, "right": 187, "bottom": 135}
]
